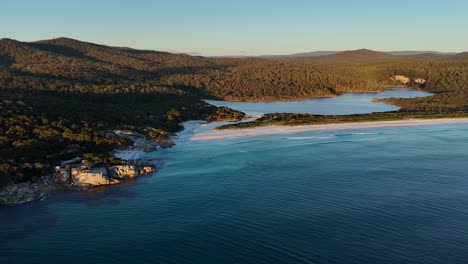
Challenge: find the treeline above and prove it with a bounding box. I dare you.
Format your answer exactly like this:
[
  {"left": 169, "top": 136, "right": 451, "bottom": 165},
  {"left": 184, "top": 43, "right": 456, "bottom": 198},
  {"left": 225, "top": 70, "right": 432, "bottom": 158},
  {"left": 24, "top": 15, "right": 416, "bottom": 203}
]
[
  {"left": 1, "top": 37, "right": 468, "bottom": 185},
  {"left": 161, "top": 58, "right": 387, "bottom": 100},
  {"left": 2, "top": 38, "right": 467, "bottom": 102},
  {"left": 217, "top": 111, "right": 468, "bottom": 130},
  {"left": 1, "top": 38, "right": 384, "bottom": 101},
  {"left": 0, "top": 88, "right": 244, "bottom": 185}
]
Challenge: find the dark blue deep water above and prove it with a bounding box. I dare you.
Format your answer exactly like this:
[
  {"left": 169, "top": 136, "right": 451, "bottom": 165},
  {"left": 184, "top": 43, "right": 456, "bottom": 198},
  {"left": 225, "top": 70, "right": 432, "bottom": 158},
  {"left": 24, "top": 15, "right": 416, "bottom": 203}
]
[
  {"left": 2, "top": 89, "right": 467, "bottom": 264},
  {"left": 2, "top": 124, "right": 468, "bottom": 263}
]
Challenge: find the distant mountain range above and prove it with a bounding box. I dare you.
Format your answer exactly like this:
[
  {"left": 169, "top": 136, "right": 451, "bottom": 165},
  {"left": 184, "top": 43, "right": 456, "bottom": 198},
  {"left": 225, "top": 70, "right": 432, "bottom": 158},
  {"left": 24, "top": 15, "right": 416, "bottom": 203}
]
[
  {"left": 259, "top": 51, "right": 339, "bottom": 58},
  {"left": 219, "top": 50, "right": 458, "bottom": 59},
  {"left": 385, "top": 51, "right": 458, "bottom": 56},
  {"left": 2, "top": 37, "right": 465, "bottom": 71}
]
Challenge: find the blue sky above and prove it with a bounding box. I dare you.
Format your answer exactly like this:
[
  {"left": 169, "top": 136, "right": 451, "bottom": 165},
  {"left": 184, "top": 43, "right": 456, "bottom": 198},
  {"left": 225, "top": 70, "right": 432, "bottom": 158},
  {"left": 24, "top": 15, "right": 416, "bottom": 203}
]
[{"left": 2, "top": 0, "right": 468, "bottom": 56}]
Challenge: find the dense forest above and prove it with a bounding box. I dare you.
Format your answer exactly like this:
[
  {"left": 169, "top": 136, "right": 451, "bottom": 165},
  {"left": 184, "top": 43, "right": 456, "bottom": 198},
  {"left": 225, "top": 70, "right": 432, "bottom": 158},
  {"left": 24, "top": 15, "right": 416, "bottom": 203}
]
[
  {"left": 1, "top": 37, "right": 467, "bottom": 185},
  {"left": 0, "top": 38, "right": 245, "bottom": 185}
]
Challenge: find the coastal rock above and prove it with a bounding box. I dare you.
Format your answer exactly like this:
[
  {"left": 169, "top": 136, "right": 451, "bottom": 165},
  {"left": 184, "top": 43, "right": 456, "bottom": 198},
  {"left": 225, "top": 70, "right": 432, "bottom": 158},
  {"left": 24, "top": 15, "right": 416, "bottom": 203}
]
[
  {"left": 0, "top": 175, "right": 64, "bottom": 205},
  {"left": 55, "top": 170, "right": 71, "bottom": 184},
  {"left": 142, "top": 141, "right": 158, "bottom": 152},
  {"left": 71, "top": 168, "right": 118, "bottom": 186},
  {"left": 158, "top": 138, "right": 174, "bottom": 148},
  {"left": 113, "top": 129, "right": 158, "bottom": 152},
  {"left": 0, "top": 163, "right": 156, "bottom": 205},
  {"left": 139, "top": 166, "right": 155, "bottom": 175},
  {"left": 109, "top": 165, "right": 139, "bottom": 179}
]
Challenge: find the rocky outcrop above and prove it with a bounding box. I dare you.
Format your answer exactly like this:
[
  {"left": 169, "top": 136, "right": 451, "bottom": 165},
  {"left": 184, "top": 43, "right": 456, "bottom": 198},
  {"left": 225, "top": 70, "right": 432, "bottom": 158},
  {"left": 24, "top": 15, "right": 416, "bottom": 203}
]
[
  {"left": 109, "top": 165, "right": 139, "bottom": 179},
  {"left": 113, "top": 130, "right": 158, "bottom": 152},
  {"left": 390, "top": 75, "right": 410, "bottom": 84},
  {"left": 0, "top": 175, "right": 65, "bottom": 205},
  {"left": 71, "top": 168, "right": 119, "bottom": 187},
  {"left": 0, "top": 162, "right": 158, "bottom": 205},
  {"left": 55, "top": 169, "right": 71, "bottom": 183},
  {"left": 414, "top": 78, "right": 426, "bottom": 84},
  {"left": 158, "top": 138, "right": 175, "bottom": 148},
  {"left": 390, "top": 75, "right": 426, "bottom": 85},
  {"left": 139, "top": 166, "right": 154, "bottom": 175},
  {"left": 0, "top": 163, "right": 157, "bottom": 205}
]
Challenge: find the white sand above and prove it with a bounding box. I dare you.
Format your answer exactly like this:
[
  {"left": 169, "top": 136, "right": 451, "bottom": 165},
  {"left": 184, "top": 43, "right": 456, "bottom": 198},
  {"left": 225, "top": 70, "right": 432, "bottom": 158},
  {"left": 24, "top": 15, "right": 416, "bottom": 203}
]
[
  {"left": 190, "top": 118, "right": 468, "bottom": 141},
  {"left": 173, "top": 120, "right": 209, "bottom": 144},
  {"left": 175, "top": 119, "right": 258, "bottom": 143}
]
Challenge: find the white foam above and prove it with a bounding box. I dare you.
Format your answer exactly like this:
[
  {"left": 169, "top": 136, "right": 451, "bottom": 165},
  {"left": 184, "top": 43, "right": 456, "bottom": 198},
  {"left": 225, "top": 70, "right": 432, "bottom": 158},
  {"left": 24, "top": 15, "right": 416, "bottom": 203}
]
[{"left": 287, "top": 135, "right": 336, "bottom": 140}]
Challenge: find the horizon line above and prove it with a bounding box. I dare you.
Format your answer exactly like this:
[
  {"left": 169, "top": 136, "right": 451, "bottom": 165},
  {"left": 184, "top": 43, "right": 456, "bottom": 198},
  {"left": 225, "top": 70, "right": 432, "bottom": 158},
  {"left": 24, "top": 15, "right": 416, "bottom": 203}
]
[{"left": 1, "top": 37, "right": 466, "bottom": 57}]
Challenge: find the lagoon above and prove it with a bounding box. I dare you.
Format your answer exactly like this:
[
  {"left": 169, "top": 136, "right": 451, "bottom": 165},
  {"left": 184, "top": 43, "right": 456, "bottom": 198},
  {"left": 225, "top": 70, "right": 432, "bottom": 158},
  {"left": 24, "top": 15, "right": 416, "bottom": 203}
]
[
  {"left": 4, "top": 88, "right": 468, "bottom": 264},
  {"left": 205, "top": 88, "right": 432, "bottom": 115}
]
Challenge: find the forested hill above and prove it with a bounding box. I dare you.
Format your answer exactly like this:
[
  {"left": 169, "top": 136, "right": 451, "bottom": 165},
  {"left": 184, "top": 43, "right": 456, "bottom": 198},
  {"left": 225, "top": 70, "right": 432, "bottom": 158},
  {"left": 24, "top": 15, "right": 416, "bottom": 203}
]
[
  {"left": 0, "top": 37, "right": 375, "bottom": 100},
  {"left": 0, "top": 37, "right": 214, "bottom": 94},
  {"left": 1, "top": 37, "right": 468, "bottom": 185},
  {"left": 0, "top": 38, "right": 235, "bottom": 185},
  {"left": 1, "top": 38, "right": 467, "bottom": 100},
  {"left": 304, "top": 49, "right": 395, "bottom": 64},
  {"left": 454, "top": 52, "right": 468, "bottom": 59}
]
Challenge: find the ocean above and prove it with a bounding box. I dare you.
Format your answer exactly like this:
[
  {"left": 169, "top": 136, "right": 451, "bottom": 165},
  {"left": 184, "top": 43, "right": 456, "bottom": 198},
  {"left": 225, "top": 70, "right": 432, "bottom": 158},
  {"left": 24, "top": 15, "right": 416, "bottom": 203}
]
[{"left": 2, "top": 89, "right": 468, "bottom": 264}]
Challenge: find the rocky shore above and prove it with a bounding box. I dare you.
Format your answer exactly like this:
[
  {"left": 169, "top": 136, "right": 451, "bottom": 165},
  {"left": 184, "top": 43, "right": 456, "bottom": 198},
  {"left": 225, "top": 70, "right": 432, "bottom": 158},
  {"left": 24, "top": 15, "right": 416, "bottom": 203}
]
[
  {"left": 0, "top": 129, "right": 160, "bottom": 206},
  {"left": 0, "top": 175, "right": 66, "bottom": 205},
  {"left": 0, "top": 163, "right": 156, "bottom": 205},
  {"left": 0, "top": 116, "right": 244, "bottom": 206}
]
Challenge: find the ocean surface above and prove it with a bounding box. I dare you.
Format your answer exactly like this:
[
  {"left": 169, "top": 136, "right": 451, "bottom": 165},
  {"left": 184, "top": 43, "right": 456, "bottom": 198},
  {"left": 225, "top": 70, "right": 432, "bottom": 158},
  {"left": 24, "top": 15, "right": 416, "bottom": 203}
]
[{"left": 3, "top": 89, "right": 468, "bottom": 264}]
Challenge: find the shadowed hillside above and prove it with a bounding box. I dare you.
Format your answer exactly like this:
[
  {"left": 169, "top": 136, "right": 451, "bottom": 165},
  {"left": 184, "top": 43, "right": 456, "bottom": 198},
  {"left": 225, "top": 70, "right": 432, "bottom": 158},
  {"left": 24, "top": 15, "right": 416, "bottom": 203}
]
[
  {"left": 0, "top": 38, "right": 243, "bottom": 185},
  {"left": 2, "top": 38, "right": 467, "bottom": 100},
  {"left": 0, "top": 39, "right": 389, "bottom": 100},
  {"left": 1, "top": 37, "right": 468, "bottom": 185},
  {"left": 454, "top": 52, "right": 468, "bottom": 59}
]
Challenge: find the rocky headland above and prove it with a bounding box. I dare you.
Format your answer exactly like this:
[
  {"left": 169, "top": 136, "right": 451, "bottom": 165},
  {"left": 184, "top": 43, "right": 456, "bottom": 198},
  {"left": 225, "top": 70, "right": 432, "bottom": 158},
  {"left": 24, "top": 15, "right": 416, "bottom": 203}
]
[
  {"left": 0, "top": 130, "right": 158, "bottom": 206},
  {"left": 0, "top": 162, "right": 156, "bottom": 205}
]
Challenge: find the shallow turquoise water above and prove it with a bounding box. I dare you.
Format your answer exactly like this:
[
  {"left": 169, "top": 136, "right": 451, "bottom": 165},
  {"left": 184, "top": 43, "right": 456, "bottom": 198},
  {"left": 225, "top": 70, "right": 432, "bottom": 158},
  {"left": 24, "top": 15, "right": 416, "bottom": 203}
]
[
  {"left": 2, "top": 124, "right": 468, "bottom": 263},
  {"left": 3, "top": 89, "right": 468, "bottom": 264},
  {"left": 205, "top": 88, "right": 432, "bottom": 115}
]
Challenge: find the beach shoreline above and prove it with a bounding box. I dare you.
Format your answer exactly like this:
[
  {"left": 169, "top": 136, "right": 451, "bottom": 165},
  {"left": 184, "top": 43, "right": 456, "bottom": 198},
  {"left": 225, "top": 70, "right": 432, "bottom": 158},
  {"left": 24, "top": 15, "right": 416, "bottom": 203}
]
[{"left": 190, "top": 118, "right": 468, "bottom": 141}]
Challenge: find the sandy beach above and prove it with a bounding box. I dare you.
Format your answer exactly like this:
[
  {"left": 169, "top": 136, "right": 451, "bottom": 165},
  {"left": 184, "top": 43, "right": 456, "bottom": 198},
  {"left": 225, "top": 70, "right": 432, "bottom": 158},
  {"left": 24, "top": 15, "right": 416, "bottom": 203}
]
[{"left": 190, "top": 118, "right": 468, "bottom": 141}]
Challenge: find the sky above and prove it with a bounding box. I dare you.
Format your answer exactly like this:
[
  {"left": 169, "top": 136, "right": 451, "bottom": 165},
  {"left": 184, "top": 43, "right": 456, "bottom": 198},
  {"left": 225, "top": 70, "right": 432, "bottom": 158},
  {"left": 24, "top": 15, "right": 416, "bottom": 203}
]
[{"left": 1, "top": 0, "right": 468, "bottom": 56}]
